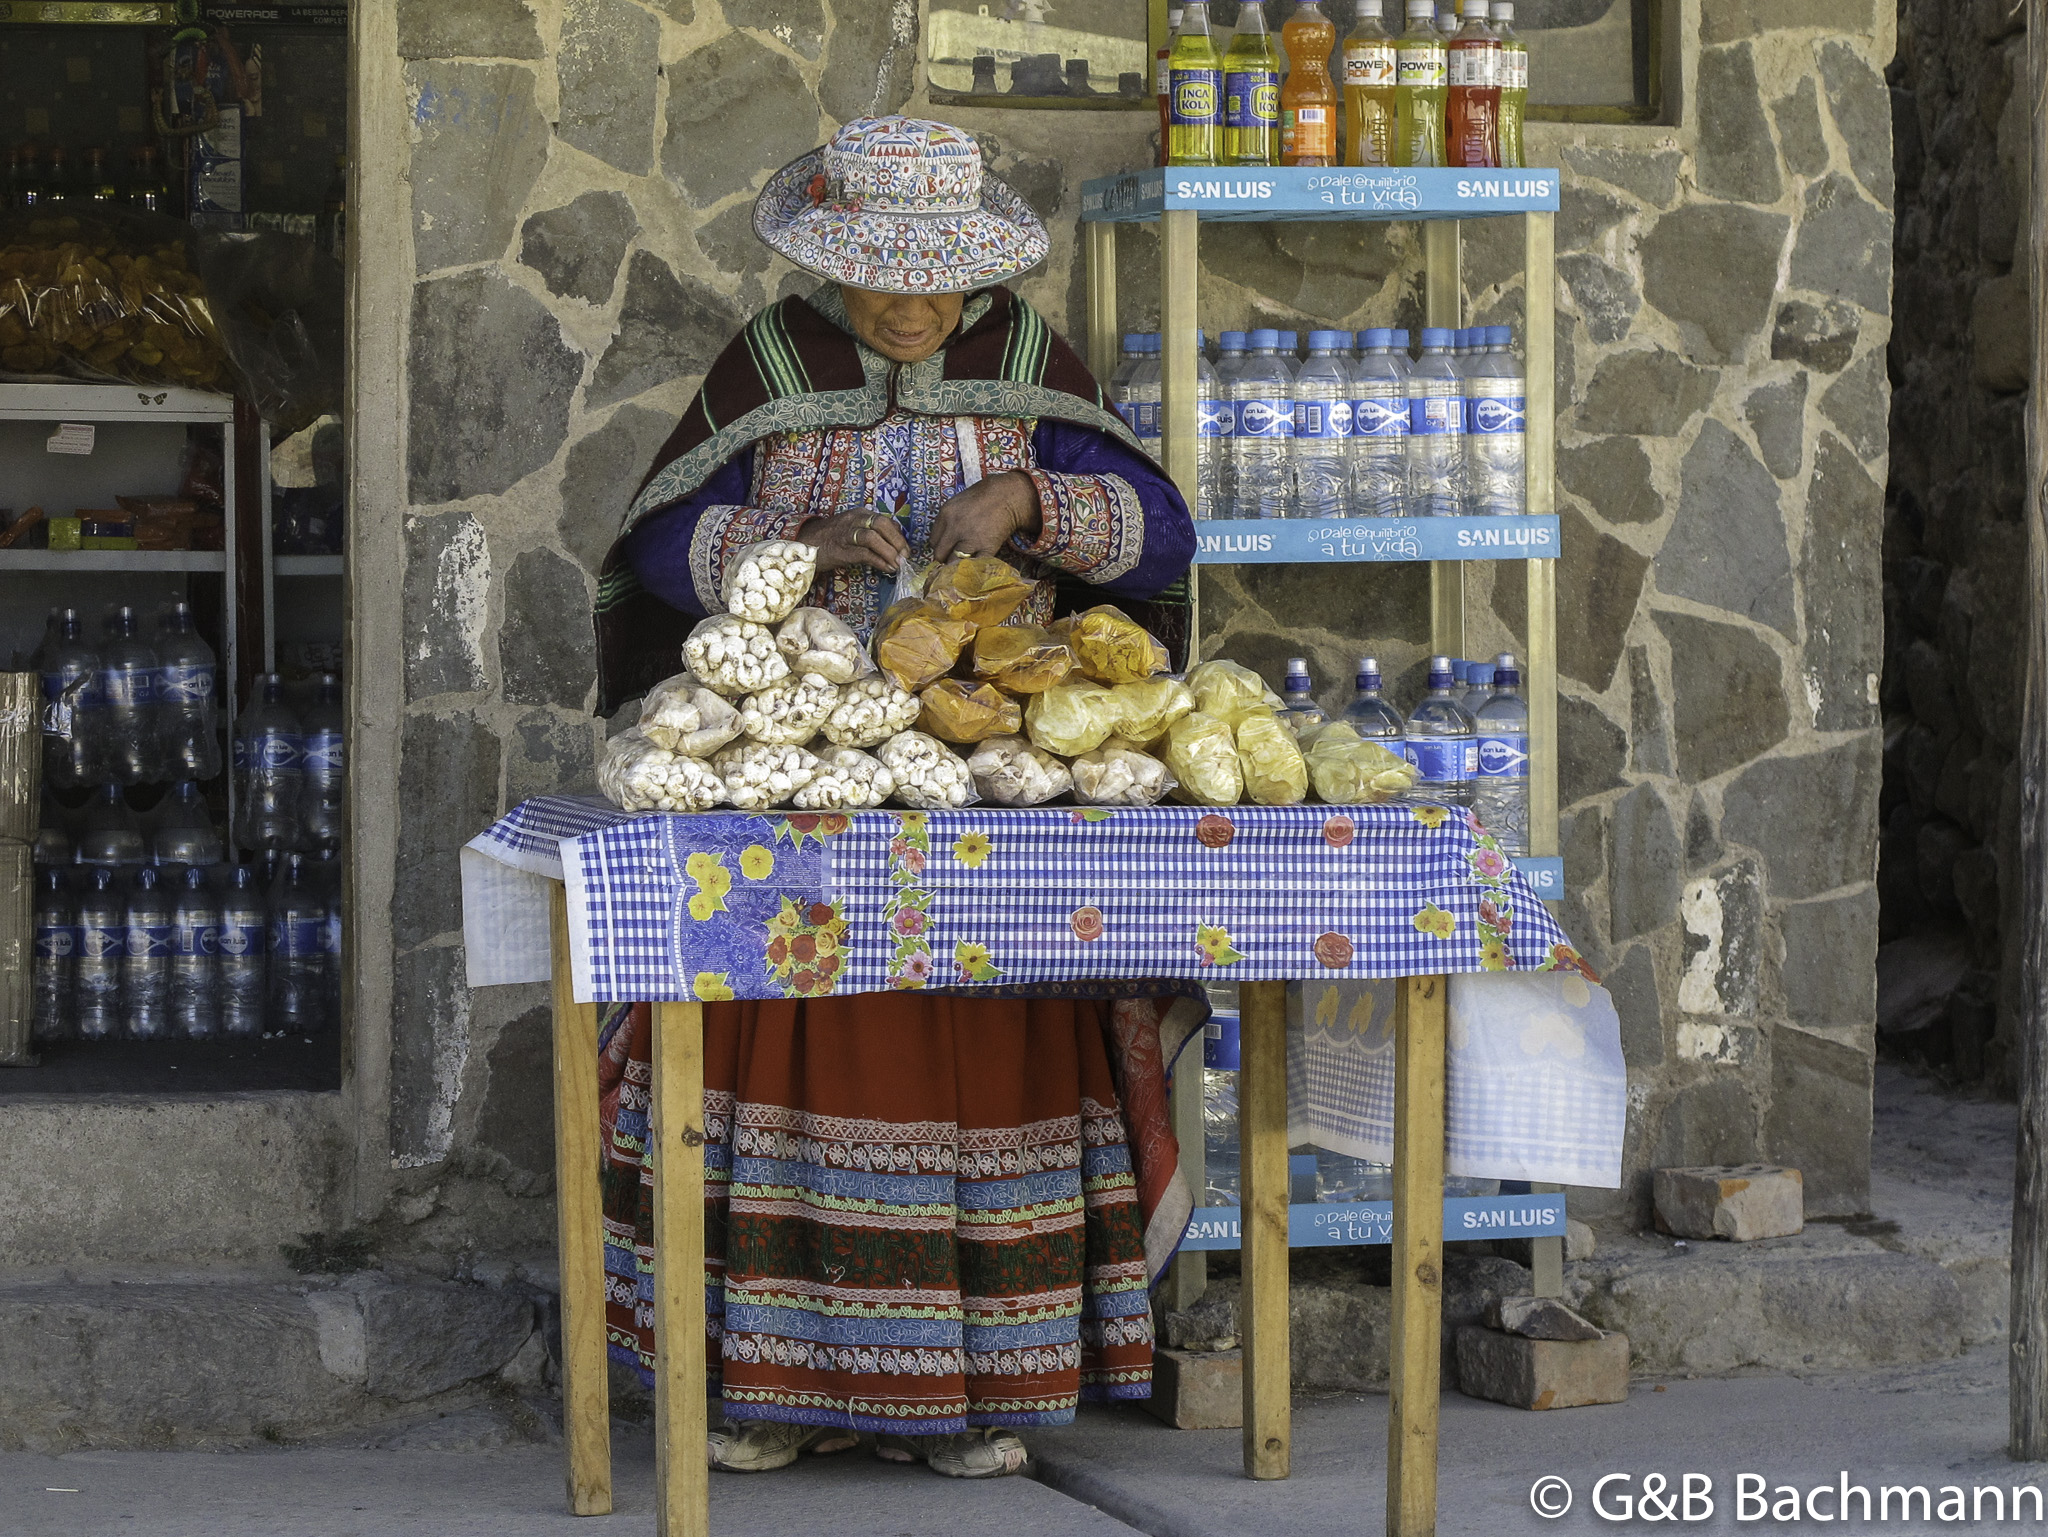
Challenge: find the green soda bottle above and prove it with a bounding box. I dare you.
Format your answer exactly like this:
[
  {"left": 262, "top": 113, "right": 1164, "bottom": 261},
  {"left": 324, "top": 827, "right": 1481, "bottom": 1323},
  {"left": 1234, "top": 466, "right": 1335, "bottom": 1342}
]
[
  {"left": 1491, "top": 0, "right": 1527, "bottom": 168},
  {"left": 1168, "top": 1, "right": 1225, "bottom": 166},
  {"left": 1222, "top": 0, "right": 1283, "bottom": 167},
  {"left": 1394, "top": 0, "right": 1447, "bottom": 167}
]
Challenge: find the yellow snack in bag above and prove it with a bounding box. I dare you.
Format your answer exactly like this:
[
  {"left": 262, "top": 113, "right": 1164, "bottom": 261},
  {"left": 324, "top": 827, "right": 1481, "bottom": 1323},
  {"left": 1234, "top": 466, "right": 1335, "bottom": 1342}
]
[
  {"left": 1162, "top": 711, "right": 1244, "bottom": 807},
  {"left": 873, "top": 597, "right": 975, "bottom": 692},
  {"left": 1024, "top": 681, "right": 1120, "bottom": 757},
  {"left": 1303, "top": 721, "right": 1418, "bottom": 804},
  {"left": 922, "top": 554, "right": 1036, "bottom": 626},
  {"left": 1056, "top": 605, "right": 1170, "bottom": 686},
  {"left": 1188, "top": 659, "right": 1285, "bottom": 727},
  {"left": 1236, "top": 709, "right": 1308, "bottom": 806},
  {"left": 918, "top": 679, "right": 1024, "bottom": 744},
  {"left": 971, "top": 623, "right": 1076, "bottom": 693},
  {"left": 1109, "top": 677, "right": 1195, "bottom": 744}
]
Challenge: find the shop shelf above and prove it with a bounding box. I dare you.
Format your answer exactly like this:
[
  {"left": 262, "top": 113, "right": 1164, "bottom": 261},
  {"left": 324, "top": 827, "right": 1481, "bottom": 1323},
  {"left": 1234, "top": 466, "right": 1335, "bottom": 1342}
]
[
  {"left": 274, "top": 555, "right": 344, "bottom": 577},
  {"left": 0, "top": 382, "right": 235, "bottom": 423},
  {"left": 1082, "top": 166, "right": 1561, "bottom": 224},
  {"left": 0, "top": 549, "right": 227, "bottom": 573},
  {"left": 1191, "top": 514, "right": 1560, "bottom": 565}
]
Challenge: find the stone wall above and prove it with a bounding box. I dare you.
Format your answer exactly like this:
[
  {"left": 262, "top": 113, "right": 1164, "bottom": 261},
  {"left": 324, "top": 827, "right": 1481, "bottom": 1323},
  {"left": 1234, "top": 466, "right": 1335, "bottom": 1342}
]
[
  {"left": 1879, "top": 0, "right": 2029, "bottom": 1086},
  {"left": 354, "top": 0, "right": 1896, "bottom": 1253}
]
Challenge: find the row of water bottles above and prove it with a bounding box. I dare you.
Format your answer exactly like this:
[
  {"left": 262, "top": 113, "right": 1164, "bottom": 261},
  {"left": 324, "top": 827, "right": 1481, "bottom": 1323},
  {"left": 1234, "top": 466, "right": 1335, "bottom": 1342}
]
[
  {"left": 32, "top": 852, "right": 341, "bottom": 1043},
  {"left": 1108, "top": 325, "right": 1526, "bottom": 519},
  {"left": 33, "top": 603, "right": 222, "bottom": 788},
  {"left": 235, "top": 672, "right": 346, "bottom": 852}
]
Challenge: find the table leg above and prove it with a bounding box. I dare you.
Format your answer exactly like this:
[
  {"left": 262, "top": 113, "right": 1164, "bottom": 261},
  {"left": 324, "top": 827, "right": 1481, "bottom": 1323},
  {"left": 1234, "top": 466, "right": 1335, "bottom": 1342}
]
[
  {"left": 548, "top": 884, "right": 612, "bottom": 1516},
  {"left": 1237, "top": 978, "right": 1290, "bottom": 1480},
  {"left": 651, "top": 1000, "right": 710, "bottom": 1537},
  {"left": 1388, "top": 975, "right": 1447, "bottom": 1537}
]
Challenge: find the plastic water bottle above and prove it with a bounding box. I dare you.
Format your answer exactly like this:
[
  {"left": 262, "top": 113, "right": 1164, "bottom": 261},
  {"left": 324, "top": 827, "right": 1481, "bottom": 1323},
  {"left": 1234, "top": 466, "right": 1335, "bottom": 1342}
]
[
  {"left": 37, "top": 606, "right": 104, "bottom": 790},
  {"left": 154, "top": 602, "right": 222, "bottom": 781},
  {"left": 1464, "top": 324, "right": 1526, "bottom": 515},
  {"left": 1403, "top": 654, "right": 1477, "bottom": 806},
  {"left": 32, "top": 867, "right": 73, "bottom": 1043},
  {"left": 79, "top": 782, "right": 145, "bottom": 866},
  {"left": 1343, "top": 656, "right": 1407, "bottom": 749},
  {"left": 312, "top": 847, "right": 345, "bottom": 1011},
  {"left": 1292, "top": 330, "right": 1354, "bottom": 519},
  {"left": 74, "top": 866, "right": 124, "bottom": 1042},
  {"left": 218, "top": 865, "right": 268, "bottom": 1038},
  {"left": 122, "top": 865, "right": 173, "bottom": 1040},
  {"left": 1204, "top": 1069, "right": 1241, "bottom": 1206},
  {"left": 1279, "top": 657, "right": 1330, "bottom": 737},
  {"left": 1193, "top": 331, "right": 1230, "bottom": 521},
  {"left": 153, "top": 780, "right": 224, "bottom": 868},
  {"left": 1472, "top": 652, "right": 1530, "bottom": 855},
  {"left": 1317, "top": 1150, "right": 1393, "bottom": 1202},
  {"left": 1213, "top": 331, "right": 1248, "bottom": 513},
  {"left": 168, "top": 865, "right": 221, "bottom": 1039},
  {"left": 1108, "top": 332, "right": 1145, "bottom": 416},
  {"left": 235, "top": 674, "right": 304, "bottom": 851},
  {"left": 268, "top": 853, "right": 327, "bottom": 1033},
  {"left": 1230, "top": 328, "right": 1296, "bottom": 518},
  {"left": 1122, "top": 333, "right": 1162, "bottom": 460},
  {"left": 1406, "top": 327, "right": 1465, "bottom": 516},
  {"left": 1459, "top": 658, "right": 1495, "bottom": 717},
  {"left": 300, "top": 673, "right": 346, "bottom": 850},
  {"left": 100, "top": 605, "right": 164, "bottom": 785},
  {"left": 1350, "top": 327, "right": 1410, "bottom": 517}
]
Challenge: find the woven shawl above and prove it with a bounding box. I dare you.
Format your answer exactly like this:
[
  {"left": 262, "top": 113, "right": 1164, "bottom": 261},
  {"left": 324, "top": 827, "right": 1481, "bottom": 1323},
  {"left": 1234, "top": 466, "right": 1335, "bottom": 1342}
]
[{"left": 592, "top": 286, "right": 1141, "bottom": 715}]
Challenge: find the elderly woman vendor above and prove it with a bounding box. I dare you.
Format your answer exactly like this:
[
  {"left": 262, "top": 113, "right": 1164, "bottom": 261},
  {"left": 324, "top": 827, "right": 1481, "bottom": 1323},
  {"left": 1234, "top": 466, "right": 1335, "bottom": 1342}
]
[{"left": 588, "top": 118, "right": 1196, "bottom": 1480}]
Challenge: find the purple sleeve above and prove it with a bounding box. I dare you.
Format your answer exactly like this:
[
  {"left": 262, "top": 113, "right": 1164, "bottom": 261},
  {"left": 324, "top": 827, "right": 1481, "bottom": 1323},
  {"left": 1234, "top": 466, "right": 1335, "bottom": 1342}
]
[
  {"left": 618, "top": 449, "right": 759, "bottom": 618},
  {"left": 1015, "top": 419, "right": 1194, "bottom": 604}
]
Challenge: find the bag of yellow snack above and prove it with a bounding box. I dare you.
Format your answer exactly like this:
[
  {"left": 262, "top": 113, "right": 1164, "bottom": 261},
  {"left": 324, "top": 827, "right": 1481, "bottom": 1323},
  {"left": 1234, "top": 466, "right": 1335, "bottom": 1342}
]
[
  {"left": 1108, "top": 677, "right": 1195, "bottom": 745},
  {"left": 1235, "top": 709, "right": 1308, "bottom": 807},
  {"left": 1162, "top": 711, "right": 1244, "bottom": 807},
  {"left": 971, "top": 623, "right": 1075, "bottom": 693},
  {"left": 918, "top": 679, "right": 1024, "bottom": 744},
  {"left": 872, "top": 597, "right": 975, "bottom": 693},
  {"left": 1024, "top": 681, "right": 1120, "bottom": 757},
  {"left": 1187, "top": 658, "right": 1285, "bottom": 727},
  {"left": 1302, "top": 721, "right": 1418, "bottom": 804},
  {"left": 922, "top": 554, "right": 1036, "bottom": 626},
  {"left": 1054, "top": 605, "right": 1170, "bottom": 686}
]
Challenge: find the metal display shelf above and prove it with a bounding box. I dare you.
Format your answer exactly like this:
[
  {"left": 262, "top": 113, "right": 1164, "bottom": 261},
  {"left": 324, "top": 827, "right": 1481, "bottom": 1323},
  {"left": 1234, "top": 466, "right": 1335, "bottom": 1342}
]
[
  {"left": 0, "top": 549, "right": 226, "bottom": 572},
  {"left": 1192, "top": 514, "right": 1560, "bottom": 565},
  {"left": 0, "top": 382, "right": 236, "bottom": 422},
  {"left": 274, "top": 555, "right": 343, "bottom": 577},
  {"left": 1081, "top": 165, "right": 1562, "bottom": 223}
]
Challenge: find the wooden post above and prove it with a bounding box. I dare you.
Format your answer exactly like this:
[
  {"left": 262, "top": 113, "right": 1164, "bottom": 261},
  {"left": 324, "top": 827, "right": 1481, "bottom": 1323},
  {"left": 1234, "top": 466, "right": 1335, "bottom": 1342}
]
[
  {"left": 1388, "top": 975, "right": 1447, "bottom": 1537},
  {"left": 2012, "top": 0, "right": 2048, "bottom": 1464},
  {"left": 1085, "top": 220, "right": 1120, "bottom": 380},
  {"left": 1424, "top": 220, "right": 1465, "bottom": 659},
  {"left": 1237, "top": 978, "right": 1290, "bottom": 1480},
  {"left": 548, "top": 884, "right": 613, "bottom": 1516},
  {"left": 652, "top": 1000, "right": 710, "bottom": 1537}
]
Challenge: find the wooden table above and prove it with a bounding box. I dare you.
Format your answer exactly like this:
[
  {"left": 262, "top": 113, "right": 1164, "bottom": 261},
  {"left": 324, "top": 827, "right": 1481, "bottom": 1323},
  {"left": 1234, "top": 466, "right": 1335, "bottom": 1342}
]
[{"left": 544, "top": 883, "right": 1452, "bottom": 1537}]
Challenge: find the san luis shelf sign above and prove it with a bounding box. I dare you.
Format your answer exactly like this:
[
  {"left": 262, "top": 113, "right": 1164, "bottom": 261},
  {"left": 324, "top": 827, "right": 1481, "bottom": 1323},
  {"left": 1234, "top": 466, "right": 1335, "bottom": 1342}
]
[
  {"left": 1181, "top": 1193, "right": 1569, "bottom": 1251},
  {"left": 1191, "top": 515, "right": 1560, "bottom": 565},
  {"left": 1081, "top": 167, "right": 1560, "bottom": 222}
]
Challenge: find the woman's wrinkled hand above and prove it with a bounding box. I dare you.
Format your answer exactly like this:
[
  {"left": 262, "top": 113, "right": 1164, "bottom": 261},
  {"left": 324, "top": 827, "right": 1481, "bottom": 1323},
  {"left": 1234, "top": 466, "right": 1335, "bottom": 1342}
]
[
  {"left": 930, "top": 471, "right": 1042, "bottom": 564},
  {"left": 798, "top": 509, "right": 912, "bottom": 575}
]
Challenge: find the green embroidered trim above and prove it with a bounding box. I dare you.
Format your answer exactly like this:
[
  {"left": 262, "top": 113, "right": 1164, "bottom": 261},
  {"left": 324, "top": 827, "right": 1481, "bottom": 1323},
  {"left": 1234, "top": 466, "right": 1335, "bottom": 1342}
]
[{"left": 744, "top": 301, "right": 811, "bottom": 401}]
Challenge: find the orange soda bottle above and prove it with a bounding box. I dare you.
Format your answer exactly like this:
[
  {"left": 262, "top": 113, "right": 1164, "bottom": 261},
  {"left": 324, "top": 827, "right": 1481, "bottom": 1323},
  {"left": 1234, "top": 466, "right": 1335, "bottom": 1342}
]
[
  {"left": 1446, "top": 0, "right": 1501, "bottom": 167},
  {"left": 1279, "top": 0, "right": 1338, "bottom": 168}
]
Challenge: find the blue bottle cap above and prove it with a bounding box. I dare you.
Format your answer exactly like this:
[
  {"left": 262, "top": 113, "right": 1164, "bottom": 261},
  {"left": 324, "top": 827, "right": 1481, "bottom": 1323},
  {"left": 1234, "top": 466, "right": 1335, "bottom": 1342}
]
[
  {"left": 1420, "top": 327, "right": 1453, "bottom": 348},
  {"left": 1194, "top": 328, "right": 1208, "bottom": 347},
  {"left": 1487, "top": 325, "right": 1513, "bottom": 347},
  {"left": 1278, "top": 330, "right": 1299, "bottom": 349},
  {"left": 1122, "top": 333, "right": 1144, "bottom": 350},
  {"left": 1143, "top": 333, "right": 1162, "bottom": 351},
  {"left": 1307, "top": 329, "right": 1349, "bottom": 350},
  {"left": 1248, "top": 327, "right": 1282, "bottom": 348},
  {"left": 1219, "top": 330, "right": 1248, "bottom": 349},
  {"left": 1450, "top": 659, "right": 1469, "bottom": 684},
  {"left": 1393, "top": 328, "right": 1412, "bottom": 348},
  {"left": 1362, "top": 327, "right": 1395, "bottom": 349}
]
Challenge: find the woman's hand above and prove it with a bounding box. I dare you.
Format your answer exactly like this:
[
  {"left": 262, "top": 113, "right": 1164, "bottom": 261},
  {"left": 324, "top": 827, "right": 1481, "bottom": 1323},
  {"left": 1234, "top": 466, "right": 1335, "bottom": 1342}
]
[
  {"left": 798, "top": 509, "right": 911, "bottom": 576},
  {"left": 930, "top": 471, "right": 1042, "bottom": 564}
]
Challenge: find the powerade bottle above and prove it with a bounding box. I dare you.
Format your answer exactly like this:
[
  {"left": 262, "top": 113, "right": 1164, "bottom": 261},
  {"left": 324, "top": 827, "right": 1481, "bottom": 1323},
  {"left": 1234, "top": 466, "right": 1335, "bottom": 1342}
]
[
  {"left": 300, "top": 673, "right": 346, "bottom": 850},
  {"left": 1492, "top": 1, "right": 1527, "bottom": 168},
  {"left": 1229, "top": 329, "right": 1297, "bottom": 518},
  {"left": 1292, "top": 331, "right": 1355, "bottom": 519},
  {"left": 169, "top": 865, "right": 221, "bottom": 1039},
  {"left": 74, "top": 866, "right": 123, "bottom": 1042},
  {"left": 1394, "top": 0, "right": 1447, "bottom": 167},
  {"left": 1406, "top": 327, "right": 1465, "bottom": 516},
  {"left": 1222, "top": 0, "right": 1283, "bottom": 167},
  {"left": 268, "top": 853, "right": 327, "bottom": 1033},
  {"left": 32, "top": 867, "right": 73, "bottom": 1043},
  {"left": 235, "top": 674, "right": 304, "bottom": 851},
  {"left": 1194, "top": 330, "right": 1230, "bottom": 521},
  {"left": 1342, "top": 0, "right": 1399, "bottom": 167},
  {"left": 1446, "top": 0, "right": 1501, "bottom": 169},
  {"left": 1473, "top": 653, "right": 1530, "bottom": 855},
  {"left": 1403, "top": 655, "right": 1477, "bottom": 807},
  {"left": 100, "top": 605, "right": 164, "bottom": 785},
  {"left": 1350, "top": 327, "right": 1410, "bottom": 517},
  {"left": 37, "top": 606, "right": 104, "bottom": 790},
  {"left": 218, "top": 865, "right": 267, "bottom": 1037},
  {"left": 155, "top": 601, "right": 222, "bottom": 781},
  {"left": 1167, "top": 2, "right": 1225, "bottom": 166},
  {"left": 1342, "top": 656, "right": 1406, "bottom": 750},
  {"left": 121, "top": 865, "right": 173, "bottom": 1040},
  {"left": 1464, "top": 324, "right": 1526, "bottom": 515}
]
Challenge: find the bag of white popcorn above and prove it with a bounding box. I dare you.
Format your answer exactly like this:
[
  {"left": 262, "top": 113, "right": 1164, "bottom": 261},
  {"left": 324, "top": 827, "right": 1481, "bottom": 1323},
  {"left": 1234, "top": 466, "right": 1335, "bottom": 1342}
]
[
  {"left": 792, "top": 747, "right": 896, "bottom": 810},
  {"left": 597, "top": 727, "right": 727, "bottom": 813},
  {"left": 820, "top": 675, "right": 922, "bottom": 749},
  {"left": 637, "top": 672, "right": 743, "bottom": 758},
  {"left": 964, "top": 735, "right": 1073, "bottom": 807},
  {"left": 775, "top": 607, "right": 873, "bottom": 687},
  {"left": 711, "top": 740, "right": 819, "bottom": 811},
  {"left": 684, "top": 614, "right": 792, "bottom": 697},
  {"left": 738, "top": 672, "right": 839, "bottom": 747},
  {"left": 875, "top": 730, "right": 977, "bottom": 810},
  {"left": 719, "top": 540, "right": 818, "bottom": 624}
]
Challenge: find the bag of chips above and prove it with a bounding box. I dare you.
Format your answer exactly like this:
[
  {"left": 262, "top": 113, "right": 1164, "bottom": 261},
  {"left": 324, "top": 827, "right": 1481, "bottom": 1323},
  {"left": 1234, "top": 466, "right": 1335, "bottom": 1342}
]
[
  {"left": 1302, "top": 722, "right": 1419, "bottom": 804},
  {"left": 1108, "top": 677, "right": 1195, "bottom": 745},
  {"left": 1236, "top": 709, "right": 1308, "bottom": 807},
  {"left": 921, "top": 554, "right": 1036, "bottom": 626},
  {"left": 637, "top": 672, "right": 742, "bottom": 758},
  {"left": 1071, "top": 741, "right": 1176, "bottom": 807},
  {"left": 1162, "top": 711, "right": 1244, "bottom": 807},
  {"left": 1188, "top": 658, "right": 1285, "bottom": 727},
  {"left": 918, "top": 679, "right": 1024, "bottom": 744},
  {"left": 1024, "top": 680, "right": 1121, "bottom": 757},
  {"left": 1055, "top": 605, "right": 1170, "bottom": 686},
  {"left": 873, "top": 597, "right": 976, "bottom": 693},
  {"left": 971, "top": 623, "right": 1075, "bottom": 694},
  {"left": 965, "top": 734, "right": 1073, "bottom": 807}
]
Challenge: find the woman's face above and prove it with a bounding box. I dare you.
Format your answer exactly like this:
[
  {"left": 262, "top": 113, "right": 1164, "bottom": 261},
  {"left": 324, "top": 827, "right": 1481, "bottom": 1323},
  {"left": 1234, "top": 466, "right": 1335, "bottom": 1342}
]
[{"left": 839, "top": 285, "right": 965, "bottom": 363}]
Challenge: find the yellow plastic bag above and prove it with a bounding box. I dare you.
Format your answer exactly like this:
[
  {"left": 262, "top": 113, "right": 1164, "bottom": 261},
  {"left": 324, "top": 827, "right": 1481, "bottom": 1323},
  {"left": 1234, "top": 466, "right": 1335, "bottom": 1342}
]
[
  {"left": 1236, "top": 709, "right": 1308, "bottom": 806},
  {"left": 1303, "top": 722, "right": 1418, "bottom": 804},
  {"left": 1187, "top": 659, "right": 1284, "bottom": 727},
  {"left": 1024, "top": 681, "right": 1120, "bottom": 757},
  {"left": 922, "top": 554, "right": 1036, "bottom": 627},
  {"left": 971, "top": 623, "right": 1075, "bottom": 693},
  {"left": 1055, "top": 605, "right": 1170, "bottom": 686},
  {"left": 1108, "top": 677, "right": 1195, "bottom": 745},
  {"left": 918, "top": 679, "right": 1024, "bottom": 744},
  {"left": 1161, "top": 711, "right": 1244, "bottom": 807},
  {"left": 873, "top": 597, "right": 975, "bottom": 693}
]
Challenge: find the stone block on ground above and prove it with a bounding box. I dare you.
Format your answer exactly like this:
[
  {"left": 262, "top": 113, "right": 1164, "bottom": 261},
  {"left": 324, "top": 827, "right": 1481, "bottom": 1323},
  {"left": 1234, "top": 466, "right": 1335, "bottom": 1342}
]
[
  {"left": 1566, "top": 1218, "right": 1598, "bottom": 1261},
  {"left": 1654, "top": 1164, "right": 1805, "bottom": 1241},
  {"left": 1144, "top": 1347, "right": 1242, "bottom": 1430},
  {"left": 1454, "top": 1326, "right": 1631, "bottom": 1410},
  {"left": 1486, "top": 1295, "right": 1604, "bottom": 1341}
]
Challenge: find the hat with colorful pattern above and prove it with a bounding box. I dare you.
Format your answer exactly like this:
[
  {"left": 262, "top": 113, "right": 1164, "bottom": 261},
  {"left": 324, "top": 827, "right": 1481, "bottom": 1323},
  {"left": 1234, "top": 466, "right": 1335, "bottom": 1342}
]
[{"left": 754, "top": 116, "right": 1050, "bottom": 294}]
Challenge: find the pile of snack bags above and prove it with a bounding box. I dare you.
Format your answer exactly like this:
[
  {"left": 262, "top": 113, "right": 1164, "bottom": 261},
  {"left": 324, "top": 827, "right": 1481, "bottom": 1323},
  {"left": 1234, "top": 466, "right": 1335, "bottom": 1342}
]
[{"left": 596, "top": 543, "right": 1418, "bottom": 814}]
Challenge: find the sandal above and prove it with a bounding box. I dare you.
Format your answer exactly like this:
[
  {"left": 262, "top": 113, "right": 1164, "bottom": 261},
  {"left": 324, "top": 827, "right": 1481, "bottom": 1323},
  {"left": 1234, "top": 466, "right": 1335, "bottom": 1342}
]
[
  {"left": 707, "top": 1419, "right": 860, "bottom": 1473},
  {"left": 873, "top": 1428, "right": 1028, "bottom": 1479}
]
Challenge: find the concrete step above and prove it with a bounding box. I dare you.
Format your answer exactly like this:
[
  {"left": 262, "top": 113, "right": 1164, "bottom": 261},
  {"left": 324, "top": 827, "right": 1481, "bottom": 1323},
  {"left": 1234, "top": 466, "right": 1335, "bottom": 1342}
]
[{"left": 0, "top": 1268, "right": 550, "bottom": 1451}]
